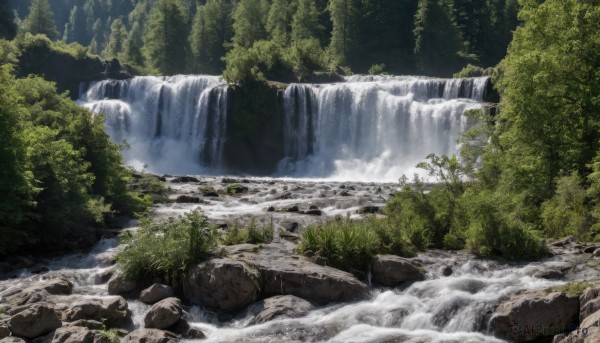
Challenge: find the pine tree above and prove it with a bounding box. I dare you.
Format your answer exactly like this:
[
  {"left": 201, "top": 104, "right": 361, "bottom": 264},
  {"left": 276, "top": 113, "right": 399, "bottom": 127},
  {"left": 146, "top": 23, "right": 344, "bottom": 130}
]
[
  {"left": 143, "top": 0, "right": 190, "bottom": 75},
  {"left": 103, "top": 18, "right": 128, "bottom": 60},
  {"left": 413, "top": 0, "right": 463, "bottom": 76},
  {"left": 291, "top": 0, "right": 322, "bottom": 43},
  {"left": 328, "top": 0, "right": 360, "bottom": 66},
  {"left": 21, "top": 0, "right": 59, "bottom": 40},
  {"left": 190, "top": 0, "right": 235, "bottom": 74},
  {"left": 266, "top": 0, "right": 296, "bottom": 46},
  {"left": 0, "top": 1, "right": 16, "bottom": 39},
  {"left": 231, "top": 0, "right": 270, "bottom": 49}
]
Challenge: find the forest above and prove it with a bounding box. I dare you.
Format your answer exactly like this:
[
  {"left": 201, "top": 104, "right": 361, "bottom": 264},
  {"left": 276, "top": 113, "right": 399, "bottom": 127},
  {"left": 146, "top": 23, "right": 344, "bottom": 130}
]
[
  {"left": 0, "top": 0, "right": 599, "bottom": 262},
  {"left": 3, "top": 0, "right": 518, "bottom": 81}
]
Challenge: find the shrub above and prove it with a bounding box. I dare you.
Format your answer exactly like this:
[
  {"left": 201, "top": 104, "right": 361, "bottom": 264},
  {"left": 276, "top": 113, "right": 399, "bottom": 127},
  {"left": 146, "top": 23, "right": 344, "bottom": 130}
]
[
  {"left": 453, "top": 64, "right": 485, "bottom": 78},
  {"left": 117, "top": 211, "right": 219, "bottom": 282},
  {"left": 368, "top": 63, "right": 386, "bottom": 75},
  {"left": 299, "top": 217, "right": 381, "bottom": 275},
  {"left": 222, "top": 218, "right": 274, "bottom": 245},
  {"left": 226, "top": 183, "right": 249, "bottom": 195}
]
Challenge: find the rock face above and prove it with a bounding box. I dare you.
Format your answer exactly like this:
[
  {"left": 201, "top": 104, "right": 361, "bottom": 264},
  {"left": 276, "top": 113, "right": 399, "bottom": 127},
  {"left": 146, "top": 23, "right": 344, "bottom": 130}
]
[
  {"left": 121, "top": 329, "right": 177, "bottom": 343},
  {"left": 8, "top": 303, "right": 61, "bottom": 338},
  {"left": 61, "top": 296, "right": 131, "bottom": 327},
  {"left": 371, "top": 255, "right": 425, "bottom": 287},
  {"left": 140, "top": 284, "right": 175, "bottom": 304},
  {"left": 144, "top": 298, "right": 183, "bottom": 330},
  {"left": 3, "top": 278, "right": 73, "bottom": 309},
  {"left": 489, "top": 291, "right": 579, "bottom": 341},
  {"left": 41, "top": 326, "right": 110, "bottom": 343},
  {"left": 247, "top": 295, "right": 314, "bottom": 324},
  {"left": 184, "top": 258, "right": 261, "bottom": 312},
  {"left": 107, "top": 272, "right": 137, "bottom": 295}
]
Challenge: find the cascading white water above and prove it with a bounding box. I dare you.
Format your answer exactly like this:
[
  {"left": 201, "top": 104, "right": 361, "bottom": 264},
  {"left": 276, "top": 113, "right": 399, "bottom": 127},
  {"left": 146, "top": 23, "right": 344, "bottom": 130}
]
[
  {"left": 278, "top": 76, "right": 489, "bottom": 182},
  {"left": 79, "top": 75, "right": 228, "bottom": 174}
]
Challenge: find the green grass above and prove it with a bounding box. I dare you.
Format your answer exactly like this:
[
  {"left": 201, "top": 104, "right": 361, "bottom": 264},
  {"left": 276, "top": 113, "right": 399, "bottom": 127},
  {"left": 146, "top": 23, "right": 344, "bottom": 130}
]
[
  {"left": 553, "top": 282, "right": 593, "bottom": 297},
  {"left": 223, "top": 219, "right": 274, "bottom": 245},
  {"left": 117, "top": 211, "right": 219, "bottom": 282},
  {"left": 298, "top": 217, "right": 414, "bottom": 276}
]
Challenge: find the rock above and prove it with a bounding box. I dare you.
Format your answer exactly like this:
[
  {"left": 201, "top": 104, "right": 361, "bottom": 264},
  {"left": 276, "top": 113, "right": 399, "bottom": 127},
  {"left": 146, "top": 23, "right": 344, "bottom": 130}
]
[
  {"left": 64, "top": 319, "right": 104, "bottom": 330},
  {"left": 174, "top": 195, "right": 201, "bottom": 203},
  {"left": 227, "top": 184, "right": 249, "bottom": 195},
  {"left": 221, "top": 178, "right": 237, "bottom": 184},
  {"left": 62, "top": 296, "right": 131, "bottom": 327},
  {"left": 594, "top": 248, "right": 600, "bottom": 257},
  {"left": 580, "top": 297, "right": 600, "bottom": 322},
  {"left": 552, "top": 236, "right": 577, "bottom": 247},
  {"left": 171, "top": 176, "right": 199, "bottom": 183},
  {"left": 42, "top": 326, "right": 109, "bottom": 343},
  {"left": 489, "top": 291, "right": 579, "bottom": 341},
  {"left": 140, "top": 284, "right": 175, "bottom": 304},
  {"left": 107, "top": 272, "right": 137, "bottom": 295},
  {"left": 0, "top": 325, "right": 9, "bottom": 339},
  {"left": 184, "top": 258, "right": 261, "bottom": 312},
  {"left": 121, "top": 329, "right": 177, "bottom": 343},
  {"left": 443, "top": 266, "right": 453, "bottom": 277},
  {"left": 534, "top": 269, "right": 565, "bottom": 280},
  {"left": 0, "top": 338, "right": 26, "bottom": 343},
  {"left": 371, "top": 255, "right": 425, "bottom": 287},
  {"left": 267, "top": 206, "right": 276, "bottom": 212},
  {"left": 554, "top": 327, "right": 600, "bottom": 343},
  {"left": 169, "top": 320, "right": 205, "bottom": 339},
  {"left": 583, "top": 245, "right": 600, "bottom": 254},
  {"left": 304, "top": 209, "right": 322, "bottom": 216},
  {"left": 358, "top": 206, "right": 380, "bottom": 214},
  {"left": 248, "top": 295, "right": 313, "bottom": 324},
  {"left": 283, "top": 222, "right": 298, "bottom": 233},
  {"left": 144, "top": 298, "right": 183, "bottom": 330},
  {"left": 203, "top": 192, "right": 219, "bottom": 197},
  {"left": 8, "top": 303, "right": 61, "bottom": 338},
  {"left": 256, "top": 254, "right": 368, "bottom": 305},
  {"left": 286, "top": 205, "right": 299, "bottom": 213},
  {"left": 4, "top": 277, "right": 73, "bottom": 308},
  {"left": 581, "top": 307, "right": 600, "bottom": 329}
]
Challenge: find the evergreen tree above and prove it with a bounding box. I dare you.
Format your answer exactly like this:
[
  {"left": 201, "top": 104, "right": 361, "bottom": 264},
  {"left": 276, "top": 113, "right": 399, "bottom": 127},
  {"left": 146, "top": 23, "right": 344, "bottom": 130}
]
[
  {"left": 231, "top": 0, "right": 270, "bottom": 49},
  {"left": 266, "top": 0, "right": 296, "bottom": 46},
  {"left": 291, "top": 0, "right": 322, "bottom": 43},
  {"left": 143, "top": 0, "right": 190, "bottom": 75},
  {"left": 0, "top": 1, "right": 16, "bottom": 39},
  {"left": 21, "top": 0, "right": 59, "bottom": 40},
  {"left": 190, "top": 0, "right": 235, "bottom": 74},
  {"left": 103, "top": 18, "right": 128, "bottom": 60},
  {"left": 413, "top": 0, "right": 463, "bottom": 76},
  {"left": 328, "top": 0, "right": 360, "bottom": 66}
]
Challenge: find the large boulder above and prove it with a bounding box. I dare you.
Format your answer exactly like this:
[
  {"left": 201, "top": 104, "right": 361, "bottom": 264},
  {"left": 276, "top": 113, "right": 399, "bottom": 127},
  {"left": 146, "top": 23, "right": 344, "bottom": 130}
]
[
  {"left": 8, "top": 303, "right": 61, "bottom": 339},
  {"left": 144, "top": 298, "right": 183, "bottom": 330},
  {"left": 61, "top": 296, "right": 131, "bottom": 327},
  {"left": 489, "top": 291, "right": 579, "bottom": 341},
  {"left": 247, "top": 295, "right": 313, "bottom": 325},
  {"left": 580, "top": 287, "right": 600, "bottom": 322},
  {"left": 184, "top": 258, "right": 261, "bottom": 312},
  {"left": 554, "top": 327, "right": 600, "bottom": 343},
  {"left": 37, "top": 326, "right": 110, "bottom": 343},
  {"left": 256, "top": 255, "right": 368, "bottom": 304},
  {"left": 3, "top": 278, "right": 73, "bottom": 309},
  {"left": 121, "top": 329, "right": 177, "bottom": 343},
  {"left": 139, "top": 284, "right": 175, "bottom": 304},
  {"left": 107, "top": 272, "right": 137, "bottom": 295},
  {"left": 371, "top": 255, "right": 425, "bottom": 287}
]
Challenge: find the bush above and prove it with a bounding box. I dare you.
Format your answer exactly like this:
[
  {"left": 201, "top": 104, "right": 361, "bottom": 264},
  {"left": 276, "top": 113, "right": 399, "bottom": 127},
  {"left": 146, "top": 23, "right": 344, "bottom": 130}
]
[
  {"left": 117, "top": 211, "right": 219, "bottom": 282},
  {"left": 222, "top": 218, "right": 274, "bottom": 245},
  {"left": 299, "top": 217, "right": 381, "bottom": 275},
  {"left": 453, "top": 64, "right": 485, "bottom": 78},
  {"left": 368, "top": 63, "right": 386, "bottom": 75}
]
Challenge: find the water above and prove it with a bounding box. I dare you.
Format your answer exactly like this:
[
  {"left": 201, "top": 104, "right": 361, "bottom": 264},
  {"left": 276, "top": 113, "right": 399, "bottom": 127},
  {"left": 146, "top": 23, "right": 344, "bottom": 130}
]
[
  {"left": 78, "top": 75, "right": 489, "bottom": 182},
  {"left": 277, "top": 76, "right": 489, "bottom": 182},
  {"left": 79, "top": 75, "right": 228, "bottom": 174}
]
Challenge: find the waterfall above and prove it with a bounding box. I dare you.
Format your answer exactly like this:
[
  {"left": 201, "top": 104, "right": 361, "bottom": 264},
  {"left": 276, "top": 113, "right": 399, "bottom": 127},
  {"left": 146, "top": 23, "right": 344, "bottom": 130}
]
[
  {"left": 79, "top": 75, "right": 228, "bottom": 174},
  {"left": 277, "top": 76, "right": 489, "bottom": 182}
]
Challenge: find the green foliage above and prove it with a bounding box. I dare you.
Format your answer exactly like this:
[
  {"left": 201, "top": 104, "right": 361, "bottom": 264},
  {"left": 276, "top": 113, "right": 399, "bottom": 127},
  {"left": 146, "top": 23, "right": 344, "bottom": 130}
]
[
  {"left": 226, "top": 184, "right": 249, "bottom": 195},
  {"left": 103, "top": 18, "right": 128, "bottom": 60},
  {"left": 553, "top": 282, "right": 592, "bottom": 297},
  {"left": 453, "top": 64, "right": 485, "bottom": 78},
  {"left": 222, "top": 219, "right": 274, "bottom": 245},
  {"left": 117, "top": 211, "right": 219, "bottom": 282},
  {"left": 231, "top": 0, "right": 270, "bottom": 49},
  {"left": 298, "top": 217, "right": 382, "bottom": 274},
  {"left": 20, "top": 0, "right": 58, "bottom": 40},
  {"left": 368, "top": 64, "right": 386, "bottom": 75},
  {"left": 142, "top": 0, "right": 189, "bottom": 75}
]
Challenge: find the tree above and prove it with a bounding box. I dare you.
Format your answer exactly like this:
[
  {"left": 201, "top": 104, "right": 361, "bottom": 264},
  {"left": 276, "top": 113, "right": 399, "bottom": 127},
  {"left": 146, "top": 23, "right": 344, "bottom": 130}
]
[
  {"left": 413, "top": 0, "right": 463, "bottom": 76},
  {"left": 231, "top": 0, "right": 270, "bottom": 49},
  {"left": 291, "top": 0, "right": 322, "bottom": 43},
  {"left": 103, "top": 18, "right": 128, "bottom": 60},
  {"left": 189, "top": 0, "right": 235, "bottom": 74},
  {"left": 0, "top": 1, "right": 16, "bottom": 39},
  {"left": 266, "top": 0, "right": 296, "bottom": 46},
  {"left": 142, "top": 0, "right": 190, "bottom": 75},
  {"left": 21, "top": 0, "right": 59, "bottom": 40},
  {"left": 327, "top": 0, "right": 360, "bottom": 67}
]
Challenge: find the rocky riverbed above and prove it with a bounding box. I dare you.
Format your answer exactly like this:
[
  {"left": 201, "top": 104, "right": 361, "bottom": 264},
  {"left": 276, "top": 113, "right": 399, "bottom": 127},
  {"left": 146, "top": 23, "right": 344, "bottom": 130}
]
[{"left": 2, "top": 176, "right": 600, "bottom": 343}]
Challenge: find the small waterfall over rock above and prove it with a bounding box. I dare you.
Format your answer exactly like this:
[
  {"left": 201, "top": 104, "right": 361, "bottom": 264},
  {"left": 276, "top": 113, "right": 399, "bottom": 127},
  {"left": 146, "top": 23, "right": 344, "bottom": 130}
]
[
  {"left": 79, "top": 75, "right": 228, "bottom": 174},
  {"left": 277, "top": 76, "right": 489, "bottom": 182}
]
